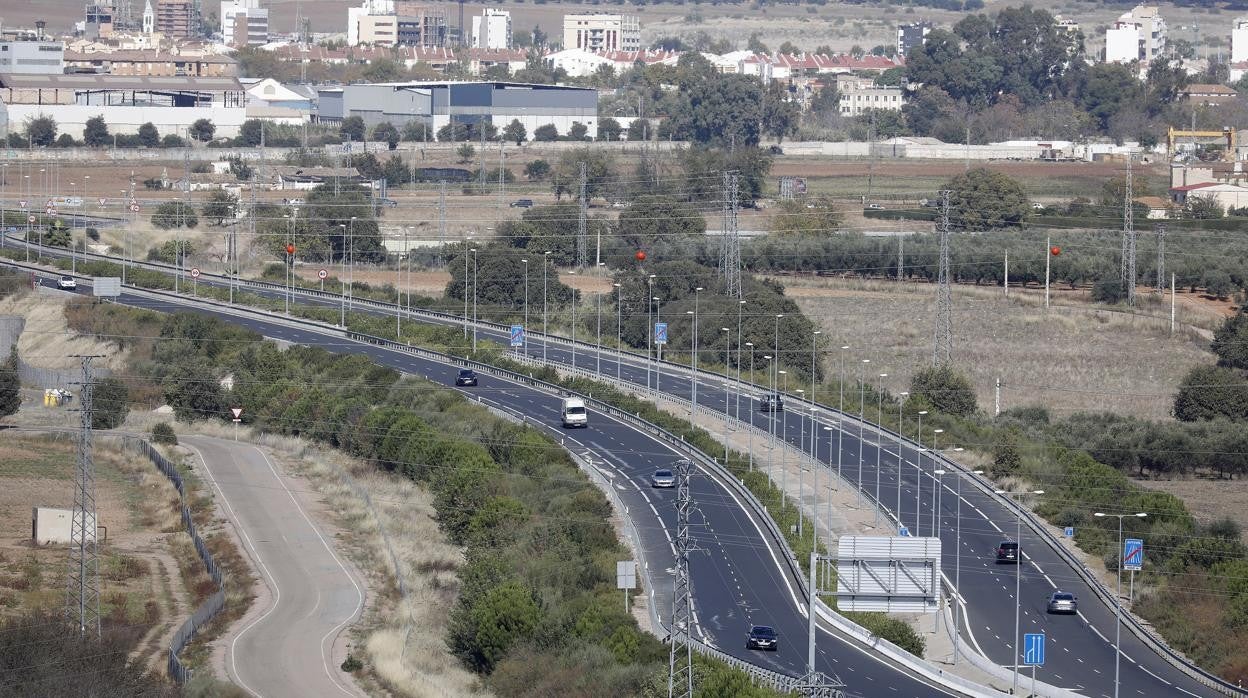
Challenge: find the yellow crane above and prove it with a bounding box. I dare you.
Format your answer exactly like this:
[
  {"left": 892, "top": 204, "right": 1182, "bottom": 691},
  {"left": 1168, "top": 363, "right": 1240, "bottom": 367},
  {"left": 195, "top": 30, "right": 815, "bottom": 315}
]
[{"left": 1167, "top": 126, "right": 1236, "bottom": 161}]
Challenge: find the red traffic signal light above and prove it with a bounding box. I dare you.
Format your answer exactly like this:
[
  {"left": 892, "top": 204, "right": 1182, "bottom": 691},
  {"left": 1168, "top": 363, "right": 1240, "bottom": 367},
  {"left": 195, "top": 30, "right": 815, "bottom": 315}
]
[
  {"left": 1050, "top": 246, "right": 1061, "bottom": 257},
  {"left": 286, "top": 243, "right": 296, "bottom": 255}
]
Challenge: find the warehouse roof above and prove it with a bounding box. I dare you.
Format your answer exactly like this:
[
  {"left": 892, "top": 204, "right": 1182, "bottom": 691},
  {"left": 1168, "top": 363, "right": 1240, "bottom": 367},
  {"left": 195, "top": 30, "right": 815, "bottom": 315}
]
[{"left": 0, "top": 73, "right": 243, "bottom": 92}]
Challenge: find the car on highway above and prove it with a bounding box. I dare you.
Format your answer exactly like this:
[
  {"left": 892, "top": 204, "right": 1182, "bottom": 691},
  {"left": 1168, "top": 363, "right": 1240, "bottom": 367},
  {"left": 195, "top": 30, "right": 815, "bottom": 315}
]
[
  {"left": 56, "top": 276, "right": 76, "bottom": 290},
  {"left": 746, "top": 625, "right": 778, "bottom": 651},
  {"left": 1046, "top": 591, "right": 1078, "bottom": 614},
  {"left": 381, "top": 198, "right": 399, "bottom": 208},
  {"left": 455, "top": 368, "right": 478, "bottom": 386},
  {"left": 759, "top": 394, "right": 784, "bottom": 412},
  {"left": 995, "top": 540, "right": 1020, "bottom": 563},
  {"left": 867, "top": 203, "right": 884, "bottom": 210},
  {"left": 650, "top": 469, "right": 675, "bottom": 488},
  {"left": 561, "top": 397, "right": 588, "bottom": 428},
  {"left": 509, "top": 199, "right": 534, "bottom": 208}
]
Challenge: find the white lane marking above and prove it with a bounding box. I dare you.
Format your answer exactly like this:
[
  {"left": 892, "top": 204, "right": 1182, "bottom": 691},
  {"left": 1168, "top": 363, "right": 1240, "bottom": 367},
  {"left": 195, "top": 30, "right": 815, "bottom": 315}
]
[{"left": 257, "top": 449, "right": 365, "bottom": 697}]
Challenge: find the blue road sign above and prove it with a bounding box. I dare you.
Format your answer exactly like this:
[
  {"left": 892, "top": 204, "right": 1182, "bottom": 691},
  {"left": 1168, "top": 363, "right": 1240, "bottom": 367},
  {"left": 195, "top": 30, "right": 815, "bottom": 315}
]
[
  {"left": 1123, "top": 538, "right": 1144, "bottom": 572},
  {"left": 1023, "top": 633, "right": 1045, "bottom": 666},
  {"left": 654, "top": 322, "right": 668, "bottom": 345},
  {"left": 898, "top": 525, "right": 910, "bottom": 537},
  {"left": 510, "top": 324, "right": 524, "bottom": 348},
  {"left": 1064, "top": 526, "right": 1074, "bottom": 538}
]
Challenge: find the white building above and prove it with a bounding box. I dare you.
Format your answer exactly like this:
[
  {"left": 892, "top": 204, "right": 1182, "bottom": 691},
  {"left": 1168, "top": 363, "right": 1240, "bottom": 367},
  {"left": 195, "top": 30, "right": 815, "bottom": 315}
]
[
  {"left": 0, "top": 41, "right": 65, "bottom": 75},
  {"left": 347, "top": 0, "right": 394, "bottom": 47},
  {"left": 1233, "top": 18, "right": 1248, "bottom": 64},
  {"left": 221, "top": 0, "right": 269, "bottom": 48},
  {"left": 1105, "top": 5, "right": 1166, "bottom": 64},
  {"left": 562, "top": 13, "right": 640, "bottom": 52},
  {"left": 471, "top": 8, "right": 511, "bottom": 50},
  {"left": 837, "top": 77, "right": 905, "bottom": 117}
]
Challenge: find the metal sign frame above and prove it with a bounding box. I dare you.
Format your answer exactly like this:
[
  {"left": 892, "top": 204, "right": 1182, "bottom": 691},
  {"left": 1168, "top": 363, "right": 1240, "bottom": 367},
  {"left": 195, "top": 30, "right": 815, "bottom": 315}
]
[
  {"left": 91, "top": 277, "right": 121, "bottom": 298},
  {"left": 836, "top": 535, "right": 941, "bottom": 613}
]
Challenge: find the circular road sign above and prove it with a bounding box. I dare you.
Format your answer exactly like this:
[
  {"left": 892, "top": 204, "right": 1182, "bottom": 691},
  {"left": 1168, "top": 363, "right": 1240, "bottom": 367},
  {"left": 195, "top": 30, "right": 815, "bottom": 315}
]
[
  {"left": 27, "top": 215, "right": 36, "bottom": 223},
  {"left": 190, "top": 267, "right": 201, "bottom": 278},
  {"left": 318, "top": 269, "right": 328, "bottom": 280},
  {"left": 129, "top": 204, "right": 140, "bottom": 213}
]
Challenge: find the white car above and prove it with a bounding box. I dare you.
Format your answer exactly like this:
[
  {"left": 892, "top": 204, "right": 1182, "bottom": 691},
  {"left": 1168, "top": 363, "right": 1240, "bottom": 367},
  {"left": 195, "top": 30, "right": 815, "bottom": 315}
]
[{"left": 56, "top": 276, "right": 76, "bottom": 290}]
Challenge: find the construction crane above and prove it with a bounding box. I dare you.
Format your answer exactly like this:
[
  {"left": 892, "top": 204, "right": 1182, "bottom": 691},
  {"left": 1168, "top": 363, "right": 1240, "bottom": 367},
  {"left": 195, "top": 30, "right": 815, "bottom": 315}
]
[{"left": 1167, "top": 126, "right": 1236, "bottom": 161}]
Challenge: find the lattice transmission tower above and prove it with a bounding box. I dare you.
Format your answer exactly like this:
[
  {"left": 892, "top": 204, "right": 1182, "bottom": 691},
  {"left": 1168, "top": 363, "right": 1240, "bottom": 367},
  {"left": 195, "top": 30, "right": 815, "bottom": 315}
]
[
  {"left": 719, "top": 171, "right": 742, "bottom": 298},
  {"left": 1155, "top": 225, "right": 1166, "bottom": 294},
  {"left": 932, "top": 191, "right": 953, "bottom": 366},
  {"left": 667, "top": 458, "right": 695, "bottom": 698},
  {"left": 576, "top": 162, "right": 588, "bottom": 269},
  {"left": 66, "top": 356, "right": 103, "bottom": 637},
  {"left": 1121, "top": 157, "right": 1137, "bottom": 307}
]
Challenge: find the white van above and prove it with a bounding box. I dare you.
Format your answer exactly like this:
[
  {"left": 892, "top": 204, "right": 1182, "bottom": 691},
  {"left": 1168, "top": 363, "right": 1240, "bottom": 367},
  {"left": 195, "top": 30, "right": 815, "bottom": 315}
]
[{"left": 561, "top": 397, "right": 587, "bottom": 428}]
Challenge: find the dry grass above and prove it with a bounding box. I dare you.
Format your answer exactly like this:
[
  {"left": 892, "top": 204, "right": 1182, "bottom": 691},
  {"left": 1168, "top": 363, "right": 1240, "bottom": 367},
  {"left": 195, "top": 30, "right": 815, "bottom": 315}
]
[
  {"left": 153, "top": 417, "right": 484, "bottom": 698},
  {"left": 782, "top": 276, "right": 1215, "bottom": 421},
  {"left": 0, "top": 291, "right": 128, "bottom": 372}
]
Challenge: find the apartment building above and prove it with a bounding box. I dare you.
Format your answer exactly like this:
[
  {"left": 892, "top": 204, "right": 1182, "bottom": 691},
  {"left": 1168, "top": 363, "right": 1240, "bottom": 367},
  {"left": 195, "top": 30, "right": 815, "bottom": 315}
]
[
  {"left": 837, "top": 77, "right": 905, "bottom": 117},
  {"left": 1105, "top": 5, "right": 1166, "bottom": 64},
  {"left": 562, "top": 13, "right": 640, "bottom": 52},
  {"left": 472, "top": 8, "right": 511, "bottom": 50},
  {"left": 896, "top": 22, "right": 931, "bottom": 57},
  {"left": 221, "top": 0, "right": 269, "bottom": 48}
]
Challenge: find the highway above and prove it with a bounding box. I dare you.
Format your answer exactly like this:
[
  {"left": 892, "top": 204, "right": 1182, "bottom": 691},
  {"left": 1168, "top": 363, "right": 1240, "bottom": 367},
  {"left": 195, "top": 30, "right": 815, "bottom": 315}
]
[
  {"left": 65, "top": 280, "right": 962, "bottom": 697},
  {"left": 6, "top": 247, "right": 1230, "bottom": 696},
  {"left": 182, "top": 435, "right": 366, "bottom": 698}
]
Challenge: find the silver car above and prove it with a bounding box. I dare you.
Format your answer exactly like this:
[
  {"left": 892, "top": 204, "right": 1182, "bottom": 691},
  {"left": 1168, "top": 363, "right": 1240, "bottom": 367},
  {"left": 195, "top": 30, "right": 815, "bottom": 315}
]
[
  {"left": 1046, "top": 591, "right": 1078, "bottom": 614},
  {"left": 650, "top": 469, "right": 675, "bottom": 488}
]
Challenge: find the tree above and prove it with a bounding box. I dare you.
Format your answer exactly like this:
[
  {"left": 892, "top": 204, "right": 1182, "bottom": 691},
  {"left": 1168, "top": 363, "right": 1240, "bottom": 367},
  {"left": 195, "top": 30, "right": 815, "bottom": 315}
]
[
  {"left": 992, "top": 427, "right": 1024, "bottom": 477},
  {"left": 340, "top": 115, "right": 366, "bottom": 142},
  {"left": 228, "top": 156, "right": 254, "bottom": 181},
  {"left": 597, "top": 117, "right": 622, "bottom": 142},
  {"left": 83, "top": 116, "right": 110, "bottom": 147},
  {"left": 1186, "top": 194, "right": 1224, "bottom": 220},
  {"left": 1091, "top": 276, "right": 1127, "bottom": 304},
  {"left": 240, "top": 119, "right": 267, "bottom": 147},
  {"left": 362, "top": 58, "right": 404, "bottom": 83},
  {"left": 382, "top": 155, "right": 410, "bottom": 185},
  {"left": 1174, "top": 364, "right": 1248, "bottom": 422},
  {"left": 910, "top": 365, "right": 978, "bottom": 417},
  {"left": 371, "top": 122, "right": 400, "bottom": 150},
  {"left": 0, "top": 347, "right": 19, "bottom": 419},
  {"left": 448, "top": 580, "right": 543, "bottom": 673},
  {"left": 456, "top": 143, "right": 476, "bottom": 164},
  {"left": 438, "top": 122, "right": 471, "bottom": 142},
  {"left": 161, "top": 134, "right": 185, "bottom": 148},
  {"left": 553, "top": 148, "right": 616, "bottom": 201},
  {"left": 944, "top": 168, "right": 1029, "bottom": 231},
  {"left": 91, "top": 377, "right": 129, "bottom": 429},
  {"left": 534, "top": 123, "right": 559, "bottom": 142},
  {"left": 147, "top": 239, "right": 194, "bottom": 264},
  {"left": 54, "top": 134, "right": 77, "bottom": 148},
  {"left": 617, "top": 196, "right": 706, "bottom": 251},
  {"left": 770, "top": 197, "right": 842, "bottom": 235},
  {"left": 627, "top": 118, "right": 651, "bottom": 141},
  {"left": 151, "top": 202, "right": 198, "bottom": 229},
  {"left": 808, "top": 85, "right": 841, "bottom": 120},
  {"left": 164, "top": 360, "right": 225, "bottom": 421},
  {"left": 1204, "top": 270, "right": 1235, "bottom": 300},
  {"left": 402, "top": 120, "right": 430, "bottom": 142},
  {"left": 761, "top": 82, "right": 800, "bottom": 143},
  {"left": 136, "top": 122, "right": 160, "bottom": 148},
  {"left": 568, "top": 122, "right": 589, "bottom": 141},
  {"left": 1080, "top": 63, "right": 1146, "bottom": 132},
  {"left": 189, "top": 118, "right": 215, "bottom": 142},
  {"left": 747, "top": 33, "right": 769, "bottom": 53},
  {"left": 1212, "top": 311, "right": 1248, "bottom": 370},
  {"left": 502, "top": 119, "right": 527, "bottom": 145},
  {"left": 523, "top": 159, "right": 551, "bottom": 181},
  {"left": 25, "top": 116, "right": 57, "bottom": 147},
  {"left": 201, "top": 191, "right": 238, "bottom": 226},
  {"left": 667, "top": 73, "right": 763, "bottom": 148}
]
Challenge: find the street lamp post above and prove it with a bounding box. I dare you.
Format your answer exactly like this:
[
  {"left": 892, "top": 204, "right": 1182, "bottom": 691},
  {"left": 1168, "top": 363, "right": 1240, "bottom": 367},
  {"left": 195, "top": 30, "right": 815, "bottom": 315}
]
[
  {"left": 858, "top": 358, "right": 870, "bottom": 505},
  {"left": 765, "top": 354, "right": 776, "bottom": 481},
  {"left": 931, "top": 428, "right": 944, "bottom": 534},
  {"left": 746, "top": 342, "right": 755, "bottom": 471},
  {"left": 615, "top": 283, "right": 623, "bottom": 381},
  {"left": 997, "top": 488, "right": 1046, "bottom": 696},
  {"left": 339, "top": 223, "right": 349, "bottom": 326},
  {"left": 953, "top": 457, "right": 977, "bottom": 665},
  {"left": 1094, "top": 510, "right": 1148, "bottom": 698},
  {"left": 721, "top": 327, "right": 732, "bottom": 425},
  {"left": 463, "top": 246, "right": 471, "bottom": 342},
  {"left": 932, "top": 467, "right": 946, "bottom": 634},
  {"left": 347, "top": 216, "right": 357, "bottom": 310},
  {"left": 874, "top": 372, "right": 887, "bottom": 526},
  {"left": 522, "top": 258, "right": 529, "bottom": 336},
  {"left": 647, "top": 274, "right": 656, "bottom": 389},
  {"left": 810, "top": 331, "right": 821, "bottom": 466},
  {"left": 570, "top": 271, "right": 578, "bottom": 369},
  {"left": 654, "top": 296, "right": 663, "bottom": 385},
  {"left": 692, "top": 287, "right": 703, "bottom": 409},
  {"left": 779, "top": 369, "right": 789, "bottom": 497},
  {"left": 837, "top": 345, "right": 848, "bottom": 486},
  {"left": 895, "top": 391, "right": 909, "bottom": 531},
  {"left": 796, "top": 387, "right": 806, "bottom": 536},
  {"left": 471, "top": 247, "right": 479, "bottom": 353},
  {"left": 915, "top": 410, "right": 927, "bottom": 536},
  {"left": 543, "top": 252, "right": 551, "bottom": 363},
  {"left": 736, "top": 299, "right": 746, "bottom": 421}
]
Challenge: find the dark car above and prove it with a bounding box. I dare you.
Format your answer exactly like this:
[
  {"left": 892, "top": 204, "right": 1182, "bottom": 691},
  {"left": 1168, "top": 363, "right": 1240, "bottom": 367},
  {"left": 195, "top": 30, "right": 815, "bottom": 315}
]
[
  {"left": 747, "top": 625, "right": 778, "bottom": 651},
  {"left": 759, "top": 394, "right": 784, "bottom": 413},
  {"left": 650, "top": 469, "right": 675, "bottom": 488},
  {"left": 455, "top": 368, "right": 478, "bottom": 386},
  {"left": 1046, "top": 591, "right": 1078, "bottom": 614},
  {"left": 509, "top": 198, "right": 534, "bottom": 208},
  {"left": 995, "top": 541, "right": 1019, "bottom": 564}
]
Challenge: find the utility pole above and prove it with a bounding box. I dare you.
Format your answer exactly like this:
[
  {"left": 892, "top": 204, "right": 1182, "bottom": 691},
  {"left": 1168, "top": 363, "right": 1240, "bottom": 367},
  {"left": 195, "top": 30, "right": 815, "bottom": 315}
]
[
  {"left": 1121, "top": 157, "right": 1137, "bottom": 307},
  {"left": 1155, "top": 225, "right": 1166, "bottom": 294},
  {"left": 438, "top": 180, "right": 447, "bottom": 266},
  {"left": 66, "top": 356, "right": 103, "bottom": 638},
  {"left": 719, "top": 171, "right": 742, "bottom": 298},
  {"left": 799, "top": 552, "right": 849, "bottom": 696},
  {"left": 897, "top": 237, "right": 903, "bottom": 282},
  {"left": 497, "top": 138, "right": 505, "bottom": 221},
  {"left": 933, "top": 190, "right": 953, "bottom": 366},
  {"left": 667, "top": 458, "right": 695, "bottom": 698},
  {"left": 577, "top": 162, "right": 588, "bottom": 269}
]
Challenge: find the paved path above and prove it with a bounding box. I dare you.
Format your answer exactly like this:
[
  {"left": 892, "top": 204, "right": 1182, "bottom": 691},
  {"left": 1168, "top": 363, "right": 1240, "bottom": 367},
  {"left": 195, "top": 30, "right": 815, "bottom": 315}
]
[{"left": 183, "top": 435, "right": 365, "bottom": 698}]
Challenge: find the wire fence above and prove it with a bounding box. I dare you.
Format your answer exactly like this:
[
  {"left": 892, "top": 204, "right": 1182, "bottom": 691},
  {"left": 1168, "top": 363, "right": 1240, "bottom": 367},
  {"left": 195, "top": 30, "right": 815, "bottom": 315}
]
[{"left": 125, "top": 437, "right": 226, "bottom": 685}]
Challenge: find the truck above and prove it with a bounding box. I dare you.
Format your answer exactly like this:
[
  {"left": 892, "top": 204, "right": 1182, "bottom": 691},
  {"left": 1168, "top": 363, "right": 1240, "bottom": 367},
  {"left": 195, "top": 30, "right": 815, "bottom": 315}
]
[{"left": 561, "top": 397, "right": 588, "bottom": 428}]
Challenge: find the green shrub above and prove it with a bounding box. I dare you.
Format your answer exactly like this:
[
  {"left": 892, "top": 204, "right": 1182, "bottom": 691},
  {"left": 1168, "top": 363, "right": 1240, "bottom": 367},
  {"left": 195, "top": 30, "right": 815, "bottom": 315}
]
[
  {"left": 910, "top": 365, "right": 977, "bottom": 417},
  {"left": 151, "top": 422, "right": 178, "bottom": 445}
]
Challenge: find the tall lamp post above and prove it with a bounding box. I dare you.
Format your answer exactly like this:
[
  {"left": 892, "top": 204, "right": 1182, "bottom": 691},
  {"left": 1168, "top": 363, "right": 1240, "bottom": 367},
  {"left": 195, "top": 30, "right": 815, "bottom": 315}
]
[
  {"left": 874, "top": 372, "right": 887, "bottom": 525},
  {"left": 721, "top": 327, "right": 732, "bottom": 428},
  {"left": 778, "top": 369, "right": 789, "bottom": 496},
  {"left": 521, "top": 258, "right": 529, "bottom": 334},
  {"left": 996, "top": 488, "right": 1046, "bottom": 696},
  {"left": 894, "top": 391, "right": 909, "bottom": 531},
  {"left": 615, "top": 283, "right": 623, "bottom": 380},
  {"left": 542, "top": 251, "right": 551, "bottom": 363},
  {"left": 952, "top": 457, "right": 977, "bottom": 664},
  {"left": 857, "top": 358, "right": 870, "bottom": 504},
  {"left": 692, "top": 287, "right": 703, "bottom": 409},
  {"left": 810, "top": 330, "right": 822, "bottom": 466},
  {"left": 915, "top": 410, "right": 928, "bottom": 536},
  {"left": 736, "top": 299, "right": 747, "bottom": 420},
  {"left": 796, "top": 387, "right": 806, "bottom": 536},
  {"left": 930, "top": 428, "right": 944, "bottom": 534},
  {"left": 596, "top": 261, "right": 606, "bottom": 376},
  {"left": 647, "top": 274, "right": 656, "bottom": 389},
  {"left": 746, "top": 342, "right": 755, "bottom": 471},
  {"left": 837, "top": 345, "right": 849, "bottom": 485},
  {"left": 1094, "top": 510, "right": 1148, "bottom": 698},
  {"left": 471, "top": 247, "right": 479, "bottom": 353}
]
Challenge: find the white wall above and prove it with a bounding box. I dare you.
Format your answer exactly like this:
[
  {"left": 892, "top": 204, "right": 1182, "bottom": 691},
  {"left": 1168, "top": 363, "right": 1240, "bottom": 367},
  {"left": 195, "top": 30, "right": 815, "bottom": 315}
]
[
  {"left": 33, "top": 507, "right": 96, "bottom": 545},
  {"left": 1105, "top": 26, "right": 1139, "bottom": 63},
  {"left": 431, "top": 113, "right": 597, "bottom": 140},
  {"left": 1234, "top": 23, "right": 1248, "bottom": 64},
  {"left": 3, "top": 104, "right": 247, "bottom": 139}
]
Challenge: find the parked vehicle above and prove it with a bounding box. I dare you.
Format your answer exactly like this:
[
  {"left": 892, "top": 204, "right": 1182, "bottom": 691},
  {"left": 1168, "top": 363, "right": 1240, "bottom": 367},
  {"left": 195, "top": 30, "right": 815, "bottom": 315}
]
[
  {"left": 455, "top": 368, "right": 478, "bottom": 386},
  {"left": 561, "top": 397, "right": 587, "bottom": 428},
  {"left": 995, "top": 540, "right": 1020, "bottom": 563},
  {"left": 650, "top": 469, "right": 675, "bottom": 488},
  {"left": 747, "top": 625, "right": 778, "bottom": 651},
  {"left": 510, "top": 199, "right": 534, "bottom": 208},
  {"left": 1046, "top": 591, "right": 1078, "bottom": 614}
]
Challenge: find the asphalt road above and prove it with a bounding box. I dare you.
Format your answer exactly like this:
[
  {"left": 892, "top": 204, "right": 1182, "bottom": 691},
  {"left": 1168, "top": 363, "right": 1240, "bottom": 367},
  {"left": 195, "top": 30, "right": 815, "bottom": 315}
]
[{"left": 182, "top": 435, "right": 365, "bottom": 698}]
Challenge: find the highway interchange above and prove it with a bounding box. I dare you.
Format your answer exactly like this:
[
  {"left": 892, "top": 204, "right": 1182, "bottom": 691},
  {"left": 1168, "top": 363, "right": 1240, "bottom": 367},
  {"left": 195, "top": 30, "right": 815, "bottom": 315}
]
[{"left": 6, "top": 251, "right": 1231, "bottom": 698}]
